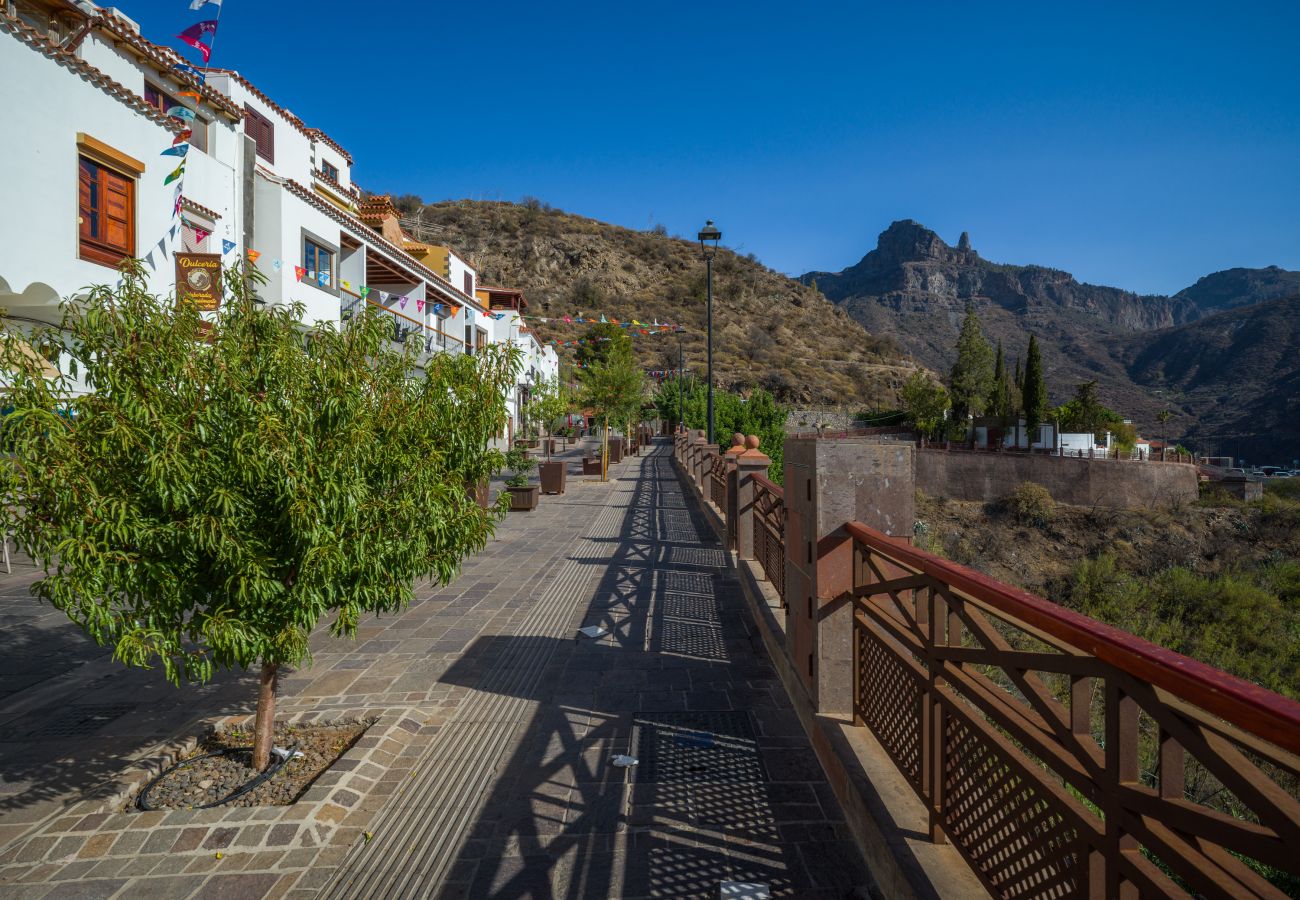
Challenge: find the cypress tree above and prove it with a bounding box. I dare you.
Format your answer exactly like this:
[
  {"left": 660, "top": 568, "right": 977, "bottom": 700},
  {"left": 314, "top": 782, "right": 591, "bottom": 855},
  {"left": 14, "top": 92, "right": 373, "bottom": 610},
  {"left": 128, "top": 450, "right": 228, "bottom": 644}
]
[
  {"left": 1022, "top": 334, "right": 1048, "bottom": 435},
  {"left": 990, "top": 341, "right": 1013, "bottom": 418},
  {"left": 948, "top": 306, "right": 994, "bottom": 421}
]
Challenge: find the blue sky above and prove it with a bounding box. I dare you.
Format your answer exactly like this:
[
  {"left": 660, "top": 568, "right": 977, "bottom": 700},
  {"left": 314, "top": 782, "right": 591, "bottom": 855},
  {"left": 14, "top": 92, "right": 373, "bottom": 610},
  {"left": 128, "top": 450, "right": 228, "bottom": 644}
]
[{"left": 134, "top": 0, "right": 1299, "bottom": 294}]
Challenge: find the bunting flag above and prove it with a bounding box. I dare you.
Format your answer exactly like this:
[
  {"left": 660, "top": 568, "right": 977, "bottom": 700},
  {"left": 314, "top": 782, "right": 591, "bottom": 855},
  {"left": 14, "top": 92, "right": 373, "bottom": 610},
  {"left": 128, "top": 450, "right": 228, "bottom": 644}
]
[
  {"left": 222, "top": 239, "right": 236, "bottom": 254},
  {"left": 166, "top": 105, "right": 196, "bottom": 121},
  {"left": 399, "top": 296, "right": 408, "bottom": 309},
  {"left": 416, "top": 299, "right": 425, "bottom": 313},
  {"left": 189, "top": 0, "right": 221, "bottom": 10},
  {"left": 193, "top": 226, "right": 211, "bottom": 243},
  {"left": 176, "top": 20, "right": 218, "bottom": 63},
  {"left": 317, "top": 270, "right": 330, "bottom": 286},
  {"left": 564, "top": 315, "right": 572, "bottom": 323},
  {"left": 163, "top": 162, "right": 185, "bottom": 185},
  {"left": 168, "top": 223, "right": 178, "bottom": 239},
  {"left": 173, "top": 192, "right": 183, "bottom": 217},
  {"left": 173, "top": 62, "right": 201, "bottom": 78},
  {"left": 161, "top": 144, "right": 189, "bottom": 158},
  {"left": 294, "top": 266, "right": 306, "bottom": 282},
  {"left": 599, "top": 314, "right": 608, "bottom": 323},
  {"left": 176, "top": 90, "right": 201, "bottom": 101},
  {"left": 144, "top": 250, "right": 156, "bottom": 270},
  {"left": 172, "top": 129, "right": 192, "bottom": 146},
  {"left": 360, "top": 286, "right": 370, "bottom": 298},
  {"left": 247, "top": 249, "right": 261, "bottom": 263},
  {"left": 273, "top": 259, "right": 282, "bottom": 271},
  {"left": 433, "top": 303, "right": 444, "bottom": 315}
]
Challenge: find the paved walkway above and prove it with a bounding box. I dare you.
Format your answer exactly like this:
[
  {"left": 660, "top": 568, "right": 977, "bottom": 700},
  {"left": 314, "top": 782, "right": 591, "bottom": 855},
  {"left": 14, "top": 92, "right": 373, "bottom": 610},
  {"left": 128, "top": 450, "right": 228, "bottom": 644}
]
[{"left": 0, "top": 441, "right": 870, "bottom": 898}]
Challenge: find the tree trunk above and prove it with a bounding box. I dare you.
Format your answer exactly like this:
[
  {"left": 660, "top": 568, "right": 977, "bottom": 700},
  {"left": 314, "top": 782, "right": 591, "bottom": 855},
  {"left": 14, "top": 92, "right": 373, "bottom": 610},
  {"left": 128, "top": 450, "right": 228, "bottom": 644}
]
[
  {"left": 602, "top": 419, "right": 609, "bottom": 482},
  {"left": 252, "top": 661, "right": 279, "bottom": 771}
]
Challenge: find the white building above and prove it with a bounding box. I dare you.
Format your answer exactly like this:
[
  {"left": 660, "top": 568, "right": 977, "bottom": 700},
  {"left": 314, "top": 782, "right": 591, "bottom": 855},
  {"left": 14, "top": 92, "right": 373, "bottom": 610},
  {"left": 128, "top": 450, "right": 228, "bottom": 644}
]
[{"left": 1, "top": 1, "right": 247, "bottom": 389}]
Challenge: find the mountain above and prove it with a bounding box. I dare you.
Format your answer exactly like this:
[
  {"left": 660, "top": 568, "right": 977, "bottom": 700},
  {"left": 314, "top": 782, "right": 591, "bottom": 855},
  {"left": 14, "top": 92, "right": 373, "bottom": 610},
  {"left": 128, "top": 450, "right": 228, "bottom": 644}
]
[
  {"left": 802, "top": 220, "right": 1300, "bottom": 458},
  {"left": 406, "top": 201, "right": 916, "bottom": 406},
  {"left": 1123, "top": 296, "right": 1300, "bottom": 463}
]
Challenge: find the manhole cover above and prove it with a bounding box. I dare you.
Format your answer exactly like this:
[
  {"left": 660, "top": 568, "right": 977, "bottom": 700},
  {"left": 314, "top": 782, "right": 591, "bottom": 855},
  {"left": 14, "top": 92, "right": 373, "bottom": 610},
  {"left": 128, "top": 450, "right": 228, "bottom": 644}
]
[
  {"left": 633, "top": 711, "right": 764, "bottom": 784},
  {"left": 25, "top": 704, "right": 136, "bottom": 739}
]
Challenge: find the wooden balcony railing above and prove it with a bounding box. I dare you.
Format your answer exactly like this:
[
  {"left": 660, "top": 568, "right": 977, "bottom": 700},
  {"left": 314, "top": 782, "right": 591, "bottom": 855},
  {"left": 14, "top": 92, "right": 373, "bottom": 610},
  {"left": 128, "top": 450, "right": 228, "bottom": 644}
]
[
  {"left": 845, "top": 518, "right": 1300, "bottom": 899},
  {"left": 752, "top": 473, "right": 786, "bottom": 607},
  {"left": 340, "top": 290, "right": 465, "bottom": 355}
]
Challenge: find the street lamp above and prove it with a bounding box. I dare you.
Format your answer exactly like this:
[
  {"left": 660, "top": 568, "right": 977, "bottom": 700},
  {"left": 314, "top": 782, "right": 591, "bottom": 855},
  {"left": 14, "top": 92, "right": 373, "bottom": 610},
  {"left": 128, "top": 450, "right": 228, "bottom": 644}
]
[
  {"left": 698, "top": 220, "right": 721, "bottom": 444},
  {"left": 676, "top": 328, "right": 685, "bottom": 433}
]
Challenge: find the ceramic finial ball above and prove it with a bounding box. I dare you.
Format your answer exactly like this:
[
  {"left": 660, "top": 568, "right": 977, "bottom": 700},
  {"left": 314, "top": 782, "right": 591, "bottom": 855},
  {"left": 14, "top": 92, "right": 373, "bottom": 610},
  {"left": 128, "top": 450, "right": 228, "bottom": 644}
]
[
  {"left": 746, "top": 435, "right": 760, "bottom": 450},
  {"left": 732, "top": 432, "right": 745, "bottom": 448}
]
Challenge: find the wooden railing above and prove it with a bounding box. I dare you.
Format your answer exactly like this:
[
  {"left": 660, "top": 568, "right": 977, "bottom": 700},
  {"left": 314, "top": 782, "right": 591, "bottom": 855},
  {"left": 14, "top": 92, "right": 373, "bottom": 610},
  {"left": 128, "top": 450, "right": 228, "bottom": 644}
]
[
  {"left": 341, "top": 290, "right": 465, "bottom": 355},
  {"left": 752, "top": 473, "right": 786, "bottom": 607},
  {"left": 845, "top": 518, "right": 1300, "bottom": 899},
  {"left": 708, "top": 453, "right": 727, "bottom": 511}
]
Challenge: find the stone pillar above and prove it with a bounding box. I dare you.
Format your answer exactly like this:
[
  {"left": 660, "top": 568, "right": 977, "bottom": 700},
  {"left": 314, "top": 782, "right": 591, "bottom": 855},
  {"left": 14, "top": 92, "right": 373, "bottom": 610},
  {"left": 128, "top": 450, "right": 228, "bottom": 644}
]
[
  {"left": 696, "top": 444, "right": 719, "bottom": 494},
  {"left": 722, "top": 433, "right": 746, "bottom": 548},
  {"left": 733, "top": 435, "right": 769, "bottom": 560},
  {"left": 783, "top": 438, "right": 915, "bottom": 715}
]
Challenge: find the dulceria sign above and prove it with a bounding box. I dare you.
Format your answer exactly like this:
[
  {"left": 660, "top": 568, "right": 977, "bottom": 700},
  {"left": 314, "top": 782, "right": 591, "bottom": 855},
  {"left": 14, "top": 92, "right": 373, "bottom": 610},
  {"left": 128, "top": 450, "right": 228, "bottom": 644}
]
[{"left": 175, "top": 252, "right": 222, "bottom": 311}]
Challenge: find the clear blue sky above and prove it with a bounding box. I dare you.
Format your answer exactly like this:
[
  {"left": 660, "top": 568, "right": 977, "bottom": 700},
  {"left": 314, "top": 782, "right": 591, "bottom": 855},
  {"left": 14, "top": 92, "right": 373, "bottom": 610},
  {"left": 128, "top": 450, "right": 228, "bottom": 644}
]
[{"left": 131, "top": 0, "right": 1300, "bottom": 294}]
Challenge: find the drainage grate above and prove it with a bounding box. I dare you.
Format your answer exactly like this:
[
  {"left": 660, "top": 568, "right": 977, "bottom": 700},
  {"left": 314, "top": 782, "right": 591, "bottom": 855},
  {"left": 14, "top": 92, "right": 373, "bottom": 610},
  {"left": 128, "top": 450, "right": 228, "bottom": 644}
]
[
  {"left": 24, "top": 704, "right": 137, "bottom": 739},
  {"left": 633, "top": 711, "right": 764, "bottom": 784}
]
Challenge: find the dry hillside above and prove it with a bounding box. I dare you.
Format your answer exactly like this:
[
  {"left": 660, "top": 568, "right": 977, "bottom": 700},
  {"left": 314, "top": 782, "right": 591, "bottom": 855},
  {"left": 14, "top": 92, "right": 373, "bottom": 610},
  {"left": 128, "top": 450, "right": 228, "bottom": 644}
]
[{"left": 407, "top": 200, "right": 915, "bottom": 406}]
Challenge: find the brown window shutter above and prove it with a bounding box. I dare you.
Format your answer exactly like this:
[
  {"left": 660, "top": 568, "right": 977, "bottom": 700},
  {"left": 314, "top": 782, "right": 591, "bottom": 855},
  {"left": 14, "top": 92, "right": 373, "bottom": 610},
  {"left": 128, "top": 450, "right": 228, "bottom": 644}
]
[
  {"left": 102, "top": 169, "right": 133, "bottom": 254},
  {"left": 78, "top": 160, "right": 95, "bottom": 241},
  {"left": 463, "top": 272, "right": 473, "bottom": 296}
]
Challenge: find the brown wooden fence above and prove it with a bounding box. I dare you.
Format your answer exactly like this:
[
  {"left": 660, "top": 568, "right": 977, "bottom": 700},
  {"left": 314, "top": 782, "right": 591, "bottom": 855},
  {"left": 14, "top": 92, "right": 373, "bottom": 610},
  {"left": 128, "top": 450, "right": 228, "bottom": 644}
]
[
  {"left": 845, "top": 518, "right": 1300, "bottom": 899},
  {"left": 752, "top": 473, "right": 786, "bottom": 607}
]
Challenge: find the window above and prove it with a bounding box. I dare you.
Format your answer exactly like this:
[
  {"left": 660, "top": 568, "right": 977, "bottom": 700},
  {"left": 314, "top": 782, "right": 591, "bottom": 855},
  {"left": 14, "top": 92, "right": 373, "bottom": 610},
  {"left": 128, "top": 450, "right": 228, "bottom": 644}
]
[
  {"left": 144, "top": 82, "right": 169, "bottom": 113},
  {"left": 465, "top": 323, "right": 474, "bottom": 354},
  {"left": 463, "top": 271, "right": 473, "bottom": 296},
  {"left": 303, "top": 237, "right": 334, "bottom": 289},
  {"left": 182, "top": 215, "right": 215, "bottom": 252},
  {"left": 148, "top": 82, "right": 209, "bottom": 153},
  {"left": 476, "top": 328, "right": 488, "bottom": 353},
  {"left": 321, "top": 161, "right": 339, "bottom": 182},
  {"left": 243, "top": 104, "right": 275, "bottom": 163},
  {"left": 78, "top": 156, "right": 134, "bottom": 267}
]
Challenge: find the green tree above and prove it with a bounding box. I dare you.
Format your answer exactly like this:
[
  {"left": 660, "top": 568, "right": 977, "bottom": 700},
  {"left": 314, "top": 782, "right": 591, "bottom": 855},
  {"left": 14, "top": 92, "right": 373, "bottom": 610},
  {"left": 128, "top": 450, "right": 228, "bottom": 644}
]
[
  {"left": 1021, "top": 334, "right": 1049, "bottom": 436},
  {"left": 989, "top": 341, "right": 1015, "bottom": 418},
  {"left": 948, "top": 306, "right": 994, "bottom": 422},
  {"left": 901, "top": 370, "right": 951, "bottom": 440},
  {"left": 0, "top": 263, "right": 520, "bottom": 770},
  {"left": 579, "top": 334, "right": 644, "bottom": 480},
  {"left": 527, "top": 377, "right": 573, "bottom": 460},
  {"left": 1056, "top": 380, "right": 1112, "bottom": 435},
  {"left": 573, "top": 322, "right": 626, "bottom": 370},
  {"left": 676, "top": 382, "right": 787, "bottom": 483}
]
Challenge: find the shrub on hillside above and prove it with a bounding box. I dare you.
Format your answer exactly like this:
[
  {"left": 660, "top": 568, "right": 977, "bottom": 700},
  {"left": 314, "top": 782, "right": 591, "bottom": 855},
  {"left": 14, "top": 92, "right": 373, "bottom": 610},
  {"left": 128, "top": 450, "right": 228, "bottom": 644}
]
[{"left": 1005, "top": 482, "right": 1055, "bottom": 526}]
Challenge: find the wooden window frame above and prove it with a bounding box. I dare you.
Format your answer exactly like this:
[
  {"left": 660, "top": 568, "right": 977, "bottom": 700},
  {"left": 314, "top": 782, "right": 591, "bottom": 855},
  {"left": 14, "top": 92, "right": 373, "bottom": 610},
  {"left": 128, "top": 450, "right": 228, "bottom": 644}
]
[
  {"left": 243, "top": 103, "right": 275, "bottom": 164},
  {"left": 301, "top": 231, "right": 338, "bottom": 295},
  {"left": 463, "top": 271, "right": 473, "bottom": 296},
  {"left": 76, "top": 136, "right": 142, "bottom": 270},
  {"left": 321, "top": 161, "right": 339, "bottom": 182}
]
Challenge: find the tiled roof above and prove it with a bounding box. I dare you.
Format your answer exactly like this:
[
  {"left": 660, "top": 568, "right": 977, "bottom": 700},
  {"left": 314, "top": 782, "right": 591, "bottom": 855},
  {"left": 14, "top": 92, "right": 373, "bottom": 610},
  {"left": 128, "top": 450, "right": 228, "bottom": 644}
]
[
  {"left": 95, "top": 13, "right": 242, "bottom": 121},
  {"left": 0, "top": 12, "right": 182, "bottom": 135},
  {"left": 180, "top": 197, "right": 222, "bottom": 221},
  {"left": 279, "top": 178, "right": 484, "bottom": 310},
  {"left": 204, "top": 68, "right": 353, "bottom": 164}
]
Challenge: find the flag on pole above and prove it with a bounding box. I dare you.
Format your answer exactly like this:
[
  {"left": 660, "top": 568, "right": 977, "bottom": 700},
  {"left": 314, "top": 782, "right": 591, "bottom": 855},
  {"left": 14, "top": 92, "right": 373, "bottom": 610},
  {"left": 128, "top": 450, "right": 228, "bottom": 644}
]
[
  {"left": 161, "top": 144, "right": 189, "bottom": 157},
  {"left": 189, "top": 0, "right": 222, "bottom": 9},
  {"left": 176, "top": 20, "right": 218, "bottom": 63},
  {"left": 163, "top": 162, "right": 185, "bottom": 185},
  {"left": 173, "top": 129, "right": 192, "bottom": 146},
  {"left": 166, "top": 105, "right": 196, "bottom": 120}
]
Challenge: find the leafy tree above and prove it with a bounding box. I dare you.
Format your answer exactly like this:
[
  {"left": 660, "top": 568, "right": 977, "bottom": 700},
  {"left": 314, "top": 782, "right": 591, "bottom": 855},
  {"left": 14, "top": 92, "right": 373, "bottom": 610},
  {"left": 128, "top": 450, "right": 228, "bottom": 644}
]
[
  {"left": 527, "top": 378, "right": 573, "bottom": 460},
  {"left": 0, "top": 263, "right": 520, "bottom": 770},
  {"left": 579, "top": 334, "right": 644, "bottom": 480},
  {"left": 988, "top": 341, "right": 1015, "bottom": 418},
  {"left": 901, "top": 370, "right": 951, "bottom": 440},
  {"left": 574, "top": 322, "right": 628, "bottom": 370},
  {"left": 948, "top": 306, "right": 994, "bottom": 421},
  {"left": 1056, "top": 381, "right": 1111, "bottom": 435},
  {"left": 1021, "top": 334, "right": 1049, "bottom": 436},
  {"left": 653, "top": 373, "right": 695, "bottom": 432},
  {"left": 676, "top": 382, "right": 787, "bottom": 483}
]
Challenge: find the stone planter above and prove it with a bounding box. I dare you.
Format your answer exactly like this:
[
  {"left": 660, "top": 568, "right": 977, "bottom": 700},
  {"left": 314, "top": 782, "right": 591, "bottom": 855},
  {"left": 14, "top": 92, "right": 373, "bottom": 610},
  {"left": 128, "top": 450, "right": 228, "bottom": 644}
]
[
  {"left": 539, "top": 461, "right": 566, "bottom": 495},
  {"left": 506, "top": 485, "right": 540, "bottom": 511}
]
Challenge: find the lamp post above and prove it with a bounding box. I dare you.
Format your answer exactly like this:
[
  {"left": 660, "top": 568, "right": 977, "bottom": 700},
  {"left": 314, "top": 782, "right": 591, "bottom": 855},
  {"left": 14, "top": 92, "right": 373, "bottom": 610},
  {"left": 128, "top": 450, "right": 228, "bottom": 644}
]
[
  {"left": 676, "top": 328, "right": 685, "bottom": 433},
  {"left": 698, "top": 220, "right": 721, "bottom": 444}
]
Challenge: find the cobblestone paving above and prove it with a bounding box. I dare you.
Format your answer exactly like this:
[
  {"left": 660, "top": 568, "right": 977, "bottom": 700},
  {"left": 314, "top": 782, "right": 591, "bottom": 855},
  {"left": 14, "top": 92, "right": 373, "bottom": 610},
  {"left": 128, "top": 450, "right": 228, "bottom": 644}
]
[{"left": 0, "top": 442, "right": 870, "bottom": 898}]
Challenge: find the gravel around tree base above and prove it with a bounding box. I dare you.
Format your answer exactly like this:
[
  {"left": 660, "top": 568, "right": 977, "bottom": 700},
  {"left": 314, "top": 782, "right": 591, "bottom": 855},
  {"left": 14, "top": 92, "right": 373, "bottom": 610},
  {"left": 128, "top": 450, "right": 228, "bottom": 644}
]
[{"left": 133, "top": 720, "right": 370, "bottom": 810}]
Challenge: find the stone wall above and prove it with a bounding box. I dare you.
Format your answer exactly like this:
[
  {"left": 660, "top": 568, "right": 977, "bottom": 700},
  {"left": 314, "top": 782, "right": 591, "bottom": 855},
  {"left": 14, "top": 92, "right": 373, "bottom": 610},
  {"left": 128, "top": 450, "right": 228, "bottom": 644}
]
[{"left": 915, "top": 449, "right": 1199, "bottom": 509}]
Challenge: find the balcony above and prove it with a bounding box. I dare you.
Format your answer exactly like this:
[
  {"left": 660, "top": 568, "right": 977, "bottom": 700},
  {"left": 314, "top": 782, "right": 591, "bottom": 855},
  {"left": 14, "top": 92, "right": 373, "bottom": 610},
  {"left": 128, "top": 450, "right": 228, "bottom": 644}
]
[{"left": 340, "top": 289, "right": 464, "bottom": 357}]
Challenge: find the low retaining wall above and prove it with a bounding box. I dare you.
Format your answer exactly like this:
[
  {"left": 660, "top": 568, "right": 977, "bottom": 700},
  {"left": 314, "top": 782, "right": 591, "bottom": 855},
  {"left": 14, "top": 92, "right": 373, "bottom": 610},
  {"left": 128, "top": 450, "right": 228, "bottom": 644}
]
[{"left": 916, "top": 449, "right": 1198, "bottom": 509}]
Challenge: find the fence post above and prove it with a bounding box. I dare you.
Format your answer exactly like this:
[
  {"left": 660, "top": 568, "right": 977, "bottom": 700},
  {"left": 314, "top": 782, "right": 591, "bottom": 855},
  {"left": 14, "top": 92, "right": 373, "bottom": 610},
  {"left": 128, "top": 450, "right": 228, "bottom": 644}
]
[
  {"left": 722, "top": 433, "right": 746, "bottom": 549},
  {"left": 782, "top": 437, "right": 916, "bottom": 713},
  {"left": 733, "top": 436, "right": 769, "bottom": 560}
]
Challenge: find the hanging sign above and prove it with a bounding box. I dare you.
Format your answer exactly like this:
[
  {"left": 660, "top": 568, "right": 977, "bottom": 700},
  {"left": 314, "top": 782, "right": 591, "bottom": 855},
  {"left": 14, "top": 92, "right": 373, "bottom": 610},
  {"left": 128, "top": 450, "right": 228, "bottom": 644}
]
[{"left": 175, "top": 252, "right": 223, "bottom": 311}]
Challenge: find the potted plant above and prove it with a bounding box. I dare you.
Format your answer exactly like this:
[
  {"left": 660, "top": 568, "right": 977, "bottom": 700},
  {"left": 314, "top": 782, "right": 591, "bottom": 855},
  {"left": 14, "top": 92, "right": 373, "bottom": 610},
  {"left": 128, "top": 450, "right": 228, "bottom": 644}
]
[
  {"left": 529, "top": 379, "right": 572, "bottom": 495},
  {"left": 503, "top": 447, "right": 539, "bottom": 511}
]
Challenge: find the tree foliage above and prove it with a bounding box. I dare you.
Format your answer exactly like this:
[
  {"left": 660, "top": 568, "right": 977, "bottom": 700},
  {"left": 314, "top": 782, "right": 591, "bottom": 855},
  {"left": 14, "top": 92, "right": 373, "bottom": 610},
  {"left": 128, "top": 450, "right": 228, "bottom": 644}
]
[
  {"left": 526, "top": 377, "right": 572, "bottom": 458},
  {"left": 0, "top": 263, "right": 520, "bottom": 766},
  {"left": 988, "top": 341, "right": 1016, "bottom": 418},
  {"left": 1021, "top": 334, "right": 1049, "bottom": 433},
  {"left": 901, "top": 370, "right": 951, "bottom": 440},
  {"left": 573, "top": 322, "right": 626, "bottom": 370},
  {"left": 578, "top": 329, "right": 644, "bottom": 479},
  {"left": 671, "top": 378, "right": 787, "bottom": 483},
  {"left": 948, "top": 306, "right": 994, "bottom": 421}
]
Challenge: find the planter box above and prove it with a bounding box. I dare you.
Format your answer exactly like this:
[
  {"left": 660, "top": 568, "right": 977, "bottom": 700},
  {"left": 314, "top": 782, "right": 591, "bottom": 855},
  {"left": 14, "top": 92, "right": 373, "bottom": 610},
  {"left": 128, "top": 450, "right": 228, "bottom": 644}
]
[
  {"left": 539, "top": 461, "right": 566, "bottom": 494},
  {"left": 582, "top": 457, "right": 602, "bottom": 476},
  {"left": 507, "top": 485, "right": 540, "bottom": 511},
  {"left": 543, "top": 439, "right": 557, "bottom": 455},
  {"left": 609, "top": 442, "right": 623, "bottom": 464}
]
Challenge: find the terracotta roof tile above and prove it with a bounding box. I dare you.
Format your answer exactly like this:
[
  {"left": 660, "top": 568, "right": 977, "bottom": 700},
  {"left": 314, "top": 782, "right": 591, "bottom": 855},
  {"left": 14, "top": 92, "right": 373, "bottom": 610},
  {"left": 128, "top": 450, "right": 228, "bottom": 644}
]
[
  {"left": 180, "top": 197, "right": 222, "bottom": 221},
  {"left": 0, "top": 12, "right": 182, "bottom": 135},
  {"left": 204, "top": 67, "right": 353, "bottom": 164}
]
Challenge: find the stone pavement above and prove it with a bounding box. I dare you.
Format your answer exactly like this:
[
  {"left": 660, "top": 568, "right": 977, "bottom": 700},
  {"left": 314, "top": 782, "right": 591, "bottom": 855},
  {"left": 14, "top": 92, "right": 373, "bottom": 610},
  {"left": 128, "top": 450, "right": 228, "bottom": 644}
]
[{"left": 0, "top": 440, "right": 871, "bottom": 898}]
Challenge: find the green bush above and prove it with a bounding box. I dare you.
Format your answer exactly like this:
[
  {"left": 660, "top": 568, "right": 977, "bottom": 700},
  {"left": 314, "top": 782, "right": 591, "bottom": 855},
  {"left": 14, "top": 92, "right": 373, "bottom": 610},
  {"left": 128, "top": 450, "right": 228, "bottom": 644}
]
[{"left": 1005, "top": 482, "right": 1054, "bottom": 526}]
